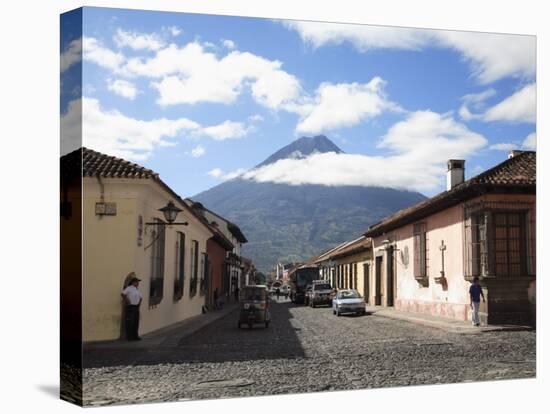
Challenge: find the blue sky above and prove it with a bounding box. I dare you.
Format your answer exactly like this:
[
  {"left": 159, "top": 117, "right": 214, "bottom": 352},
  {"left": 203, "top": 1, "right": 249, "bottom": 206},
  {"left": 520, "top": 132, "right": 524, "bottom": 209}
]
[{"left": 61, "top": 7, "right": 536, "bottom": 197}]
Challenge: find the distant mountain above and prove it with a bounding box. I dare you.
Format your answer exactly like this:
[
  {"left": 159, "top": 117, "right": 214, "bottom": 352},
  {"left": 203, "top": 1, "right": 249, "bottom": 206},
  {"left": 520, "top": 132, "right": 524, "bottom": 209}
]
[
  {"left": 255, "top": 135, "right": 343, "bottom": 167},
  {"left": 194, "top": 136, "right": 426, "bottom": 273}
]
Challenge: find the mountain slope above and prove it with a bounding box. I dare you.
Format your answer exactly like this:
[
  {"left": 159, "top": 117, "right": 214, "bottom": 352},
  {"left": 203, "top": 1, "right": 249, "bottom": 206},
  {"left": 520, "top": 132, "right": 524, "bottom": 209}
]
[
  {"left": 255, "top": 135, "right": 343, "bottom": 167},
  {"left": 194, "top": 136, "right": 426, "bottom": 273}
]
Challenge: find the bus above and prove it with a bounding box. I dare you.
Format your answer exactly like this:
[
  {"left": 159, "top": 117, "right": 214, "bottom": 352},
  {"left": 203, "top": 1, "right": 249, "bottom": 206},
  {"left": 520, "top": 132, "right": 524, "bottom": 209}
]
[{"left": 288, "top": 265, "right": 320, "bottom": 304}]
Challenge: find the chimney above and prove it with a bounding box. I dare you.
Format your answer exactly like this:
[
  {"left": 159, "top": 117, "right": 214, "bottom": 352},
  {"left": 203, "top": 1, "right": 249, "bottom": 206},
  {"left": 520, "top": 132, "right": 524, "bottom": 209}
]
[
  {"left": 447, "top": 159, "right": 465, "bottom": 191},
  {"left": 508, "top": 150, "right": 524, "bottom": 159}
]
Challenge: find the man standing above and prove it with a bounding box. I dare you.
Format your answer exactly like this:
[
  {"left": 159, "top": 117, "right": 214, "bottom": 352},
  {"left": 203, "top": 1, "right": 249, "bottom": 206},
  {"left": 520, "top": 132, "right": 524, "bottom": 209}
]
[
  {"left": 121, "top": 277, "right": 143, "bottom": 340},
  {"left": 469, "top": 277, "right": 485, "bottom": 326}
]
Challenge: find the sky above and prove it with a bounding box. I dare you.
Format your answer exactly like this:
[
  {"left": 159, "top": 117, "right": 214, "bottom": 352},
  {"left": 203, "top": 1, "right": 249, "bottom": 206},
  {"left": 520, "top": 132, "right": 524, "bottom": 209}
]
[{"left": 60, "top": 7, "right": 536, "bottom": 197}]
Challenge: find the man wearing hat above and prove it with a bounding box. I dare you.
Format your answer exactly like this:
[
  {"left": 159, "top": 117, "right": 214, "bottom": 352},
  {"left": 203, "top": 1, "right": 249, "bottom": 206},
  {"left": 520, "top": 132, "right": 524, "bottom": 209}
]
[{"left": 121, "top": 276, "right": 143, "bottom": 340}]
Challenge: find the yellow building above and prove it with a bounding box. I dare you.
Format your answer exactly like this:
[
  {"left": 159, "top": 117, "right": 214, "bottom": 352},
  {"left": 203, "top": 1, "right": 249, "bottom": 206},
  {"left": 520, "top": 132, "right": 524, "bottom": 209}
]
[
  {"left": 62, "top": 148, "right": 216, "bottom": 341},
  {"left": 315, "top": 236, "right": 373, "bottom": 303}
]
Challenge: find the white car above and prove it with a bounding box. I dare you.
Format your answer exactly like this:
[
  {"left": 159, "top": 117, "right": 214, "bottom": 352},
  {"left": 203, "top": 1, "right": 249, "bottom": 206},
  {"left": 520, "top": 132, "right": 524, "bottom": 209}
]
[{"left": 332, "top": 289, "right": 366, "bottom": 316}]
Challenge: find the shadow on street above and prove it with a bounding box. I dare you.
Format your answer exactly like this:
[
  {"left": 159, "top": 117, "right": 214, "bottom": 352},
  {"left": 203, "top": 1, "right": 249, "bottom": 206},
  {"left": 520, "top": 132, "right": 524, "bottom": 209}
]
[{"left": 83, "top": 300, "right": 305, "bottom": 368}]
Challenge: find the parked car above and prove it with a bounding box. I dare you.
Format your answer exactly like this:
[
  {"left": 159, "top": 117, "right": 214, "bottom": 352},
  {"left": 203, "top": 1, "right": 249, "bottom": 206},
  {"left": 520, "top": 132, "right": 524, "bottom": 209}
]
[
  {"left": 309, "top": 281, "right": 333, "bottom": 308},
  {"left": 332, "top": 289, "right": 366, "bottom": 316},
  {"left": 303, "top": 285, "right": 313, "bottom": 306}
]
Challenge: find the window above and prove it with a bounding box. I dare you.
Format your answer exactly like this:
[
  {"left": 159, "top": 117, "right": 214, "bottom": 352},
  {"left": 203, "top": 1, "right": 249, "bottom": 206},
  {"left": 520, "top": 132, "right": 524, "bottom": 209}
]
[
  {"left": 413, "top": 222, "right": 428, "bottom": 285},
  {"left": 464, "top": 204, "right": 530, "bottom": 279},
  {"left": 200, "top": 252, "right": 209, "bottom": 295},
  {"left": 493, "top": 212, "right": 526, "bottom": 277},
  {"left": 149, "top": 219, "right": 166, "bottom": 305},
  {"left": 174, "top": 232, "right": 185, "bottom": 301},
  {"left": 189, "top": 240, "right": 199, "bottom": 296}
]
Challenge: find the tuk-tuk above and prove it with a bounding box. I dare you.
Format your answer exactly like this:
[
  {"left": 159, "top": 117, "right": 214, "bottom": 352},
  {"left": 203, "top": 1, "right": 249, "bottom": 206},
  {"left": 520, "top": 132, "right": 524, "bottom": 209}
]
[{"left": 237, "top": 285, "right": 271, "bottom": 329}]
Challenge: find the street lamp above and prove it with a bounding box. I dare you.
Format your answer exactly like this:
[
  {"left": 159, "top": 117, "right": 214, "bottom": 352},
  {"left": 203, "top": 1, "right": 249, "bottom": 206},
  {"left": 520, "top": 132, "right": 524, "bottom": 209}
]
[
  {"left": 146, "top": 201, "right": 189, "bottom": 226},
  {"left": 159, "top": 201, "right": 183, "bottom": 224}
]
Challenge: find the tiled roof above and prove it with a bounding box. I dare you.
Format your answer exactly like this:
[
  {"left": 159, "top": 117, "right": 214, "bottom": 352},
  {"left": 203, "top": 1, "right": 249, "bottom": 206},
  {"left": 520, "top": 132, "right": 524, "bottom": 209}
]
[
  {"left": 365, "top": 151, "right": 536, "bottom": 237},
  {"left": 61, "top": 147, "right": 215, "bottom": 237},
  {"left": 314, "top": 236, "right": 371, "bottom": 263},
  {"left": 82, "top": 147, "right": 159, "bottom": 179}
]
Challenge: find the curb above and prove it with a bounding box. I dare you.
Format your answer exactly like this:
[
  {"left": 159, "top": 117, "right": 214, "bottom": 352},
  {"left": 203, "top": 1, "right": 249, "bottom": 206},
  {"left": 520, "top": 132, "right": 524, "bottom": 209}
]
[{"left": 371, "top": 310, "right": 534, "bottom": 334}]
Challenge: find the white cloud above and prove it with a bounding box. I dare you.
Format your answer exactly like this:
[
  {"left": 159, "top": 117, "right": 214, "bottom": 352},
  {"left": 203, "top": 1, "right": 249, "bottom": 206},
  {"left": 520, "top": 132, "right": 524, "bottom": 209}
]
[
  {"left": 248, "top": 114, "right": 264, "bottom": 123},
  {"left": 207, "top": 168, "right": 223, "bottom": 178},
  {"left": 489, "top": 143, "right": 517, "bottom": 151},
  {"left": 107, "top": 78, "right": 139, "bottom": 99},
  {"left": 283, "top": 21, "right": 535, "bottom": 84},
  {"left": 198, "top": 120, "right": 250, "bottom": 141},
  {"left": 295, "top": 77, "right": 402, "bottom": 134},
  {"left": 121, "top": 42, "right": 301, "bottom": 108},
  {"left": 222, "top": 39, "right": 236, "bottom": 50},
  {"left": 522, "top": 132, "right": 536, "bottom": 150},
  {"left": 208, "top": 167, "right": 246, "bottom": 180},
  {"left": 60, "top": 38, "right": 81, "bottom": 73},
  {"left": 83, "top": 37, "right": 125, "bottom": 71},
  {"left": 114, "top": 29, "right": 165, "bottom": 51},
  {"left": 61, "top": 97, "right": 257, "bottom": 159},
  {"left": 167, "top": 26, "right": 182, "bottom": 36},
  {"left": 482, "top": 83, "right": 536, "bottom": 123},
  {"left": 190, "top": 145, "right": 206, "bottom": 158},
  {"left": 437, "top": 31, "right": 535, "bottom": 84},
  {"left": 458, "top": 89, "right": 496, "bottom": 121},
  {"left": 242, "top": 110, "right": 487, "bottom": 192},
  {"left": 61, "top": 97, "right": 205, "bottom": 160},
  {"left": 283, "top": 21, "right": 432, "bottom": 51},
  {"left": 223, "top": 168, "right": 247, "bottom": 180}
]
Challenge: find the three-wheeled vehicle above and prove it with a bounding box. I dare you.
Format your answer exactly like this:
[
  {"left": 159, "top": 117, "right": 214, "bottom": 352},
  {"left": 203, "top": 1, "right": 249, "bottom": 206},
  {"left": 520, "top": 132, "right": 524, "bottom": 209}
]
[{"left": 237, "top": 285, "right": 271, "bottom": 329}]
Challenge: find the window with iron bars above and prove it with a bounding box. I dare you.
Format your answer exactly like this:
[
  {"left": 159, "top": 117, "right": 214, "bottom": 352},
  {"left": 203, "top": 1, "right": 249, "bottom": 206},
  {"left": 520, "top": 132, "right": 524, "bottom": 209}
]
[
  {"left": 189, "top": 240, "right": 199, "bottom": 296},
  {"left": 413, "top": 222, "right": 429, "bottom": 286},
  {"left": 464, "top": 201, "right": 534, "bottom": 279},
  {"left": 149, "top": 218, "right": 165, "bottom": 306},
  {"left": 173, "top": 232, "right": 185, "bottom": 301}
]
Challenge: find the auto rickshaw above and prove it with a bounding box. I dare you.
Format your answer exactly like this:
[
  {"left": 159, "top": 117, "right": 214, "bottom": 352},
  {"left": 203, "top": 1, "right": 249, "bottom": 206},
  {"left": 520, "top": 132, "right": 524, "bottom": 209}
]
[{"left": 237, "top": 285, "right": 271, "bottom": 329}]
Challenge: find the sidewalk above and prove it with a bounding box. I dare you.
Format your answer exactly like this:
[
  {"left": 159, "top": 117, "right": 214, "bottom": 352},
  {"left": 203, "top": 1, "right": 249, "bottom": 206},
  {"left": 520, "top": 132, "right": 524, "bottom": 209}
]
[
  {"left": 84, "top": 303, "right": 239, "bottom": 352},
  {"left": 366, "top": 306, "right": 534, "bottom": 334}
]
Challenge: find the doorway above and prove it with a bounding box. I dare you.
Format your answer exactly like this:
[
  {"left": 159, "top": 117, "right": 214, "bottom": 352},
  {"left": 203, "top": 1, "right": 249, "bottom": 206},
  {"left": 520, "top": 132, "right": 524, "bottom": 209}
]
[
  {"left": 363, "top": 263, "right": 370, "bottom": 304},
  {"left": 386, "top": 247, "right": 395, "bottom": 307},
  {"left": 375, "top": 256, "right": 382, "bottom": 306}
]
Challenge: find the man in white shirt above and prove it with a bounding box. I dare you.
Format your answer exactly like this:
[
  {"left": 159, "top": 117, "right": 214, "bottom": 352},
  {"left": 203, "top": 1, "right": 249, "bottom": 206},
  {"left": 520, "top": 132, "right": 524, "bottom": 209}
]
[{"left": 121, "top": 277, "right": 143, "bottom": 340}]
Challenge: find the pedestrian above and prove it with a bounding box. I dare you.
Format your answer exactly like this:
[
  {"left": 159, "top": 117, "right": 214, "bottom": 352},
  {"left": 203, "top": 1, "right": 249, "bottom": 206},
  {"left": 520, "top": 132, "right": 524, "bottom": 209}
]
[
  {"left": 234, "top": 286, "right": 240, "bottom": 302},
  {"left": 469, "top": 277, "right": 485, "bottom": 326},
  {"left": 213, "top": 287, "right": 219, "bottom": 310},
  {"left": 276, "top": 287, "right": 280, "bottom": 300},
  {"left": 121, "top": 276, "right": 142, "bottom": 340}
]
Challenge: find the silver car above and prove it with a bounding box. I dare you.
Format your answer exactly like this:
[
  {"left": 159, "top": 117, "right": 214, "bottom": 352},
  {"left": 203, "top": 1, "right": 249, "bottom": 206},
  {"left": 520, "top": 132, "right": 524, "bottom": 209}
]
[{"left": 332, "top": 289, "right": 366, "bottom": 316}]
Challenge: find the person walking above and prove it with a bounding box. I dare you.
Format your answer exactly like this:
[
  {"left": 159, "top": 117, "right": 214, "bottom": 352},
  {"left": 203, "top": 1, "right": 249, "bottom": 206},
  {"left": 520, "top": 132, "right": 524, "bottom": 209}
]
[
  {"left": 276, "top": 287, "right": 280, "bottom": 300},
  {"left": 213, "top": 287, "right": 219, "bottom": 310},
  {"left": 469, "top": 277, "right": 485, "bottom": 326},
  {"left": 121, "top": 277, "right": 143, "bottom": 340},
  {"left": 234, "top": 286, "right": 240, "bottom": 302}
]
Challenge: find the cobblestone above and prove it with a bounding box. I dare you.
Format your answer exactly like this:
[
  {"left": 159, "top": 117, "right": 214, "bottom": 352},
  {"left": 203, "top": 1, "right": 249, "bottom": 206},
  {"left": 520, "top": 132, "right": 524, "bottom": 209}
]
[{"left": 81, "top": 299, "right": 536, "bottom": 406}]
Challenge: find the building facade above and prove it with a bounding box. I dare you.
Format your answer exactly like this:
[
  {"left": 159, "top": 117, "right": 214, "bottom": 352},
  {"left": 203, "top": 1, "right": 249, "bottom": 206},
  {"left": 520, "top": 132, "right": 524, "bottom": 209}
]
[
  {"left": 185, "top": 200, "right": 248, "bottom": 301},
  {"left": 62, "top": 148, "right": 219, "bottom": 342},
  {"left": 364, "top": 152, "right": 536, "bottom": 325},
  {"left": 315, "top": 236, "right": 373, "bottom": 302}
]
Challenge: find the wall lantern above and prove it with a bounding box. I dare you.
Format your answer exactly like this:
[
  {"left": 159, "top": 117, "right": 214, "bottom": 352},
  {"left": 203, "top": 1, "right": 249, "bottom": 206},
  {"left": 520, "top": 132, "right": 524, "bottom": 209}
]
[
  {"left": 146, "top": 201, "right": 189, "bottom": 226},
  {"left": 144, "top": 201, "right": 189, "bottom": 250}
]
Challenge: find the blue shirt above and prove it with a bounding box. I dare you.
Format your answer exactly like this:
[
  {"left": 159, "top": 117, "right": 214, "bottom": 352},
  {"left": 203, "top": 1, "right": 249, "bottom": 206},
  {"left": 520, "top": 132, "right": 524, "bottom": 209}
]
[{"left": 469, "top": 284, "right": 482, "bottom": 303}]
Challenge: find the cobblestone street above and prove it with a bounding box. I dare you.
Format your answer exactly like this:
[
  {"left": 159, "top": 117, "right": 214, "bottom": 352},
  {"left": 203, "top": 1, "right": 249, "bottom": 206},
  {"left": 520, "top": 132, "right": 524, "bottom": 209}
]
[{"left": 81, "top": 299, "right": 536, "bottom": 406}]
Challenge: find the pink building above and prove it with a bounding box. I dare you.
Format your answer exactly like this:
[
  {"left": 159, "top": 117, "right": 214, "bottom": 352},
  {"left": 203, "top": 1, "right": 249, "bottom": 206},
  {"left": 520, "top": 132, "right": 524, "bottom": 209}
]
[{"left": 364, "top": 152, "right": 536, "bottom": 326}]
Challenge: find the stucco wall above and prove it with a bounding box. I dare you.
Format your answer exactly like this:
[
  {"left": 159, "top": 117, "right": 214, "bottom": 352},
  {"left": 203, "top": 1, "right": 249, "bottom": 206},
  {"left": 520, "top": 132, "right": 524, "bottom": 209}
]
[
  {"left": 371, "top": 192, "right": 536, "bottom": 322},
  {"left": 82, "top": 178, "right": 213, "bottom": 341},
  {"left": 372, "top": 203, "right": 470, "bottom": 320}
]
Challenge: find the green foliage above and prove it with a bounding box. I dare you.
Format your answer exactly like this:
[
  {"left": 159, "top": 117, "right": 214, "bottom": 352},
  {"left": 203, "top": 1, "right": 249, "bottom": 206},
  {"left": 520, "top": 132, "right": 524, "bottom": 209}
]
[{"left": 194, "top": 180, "right": 426, "bottom": 273}]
